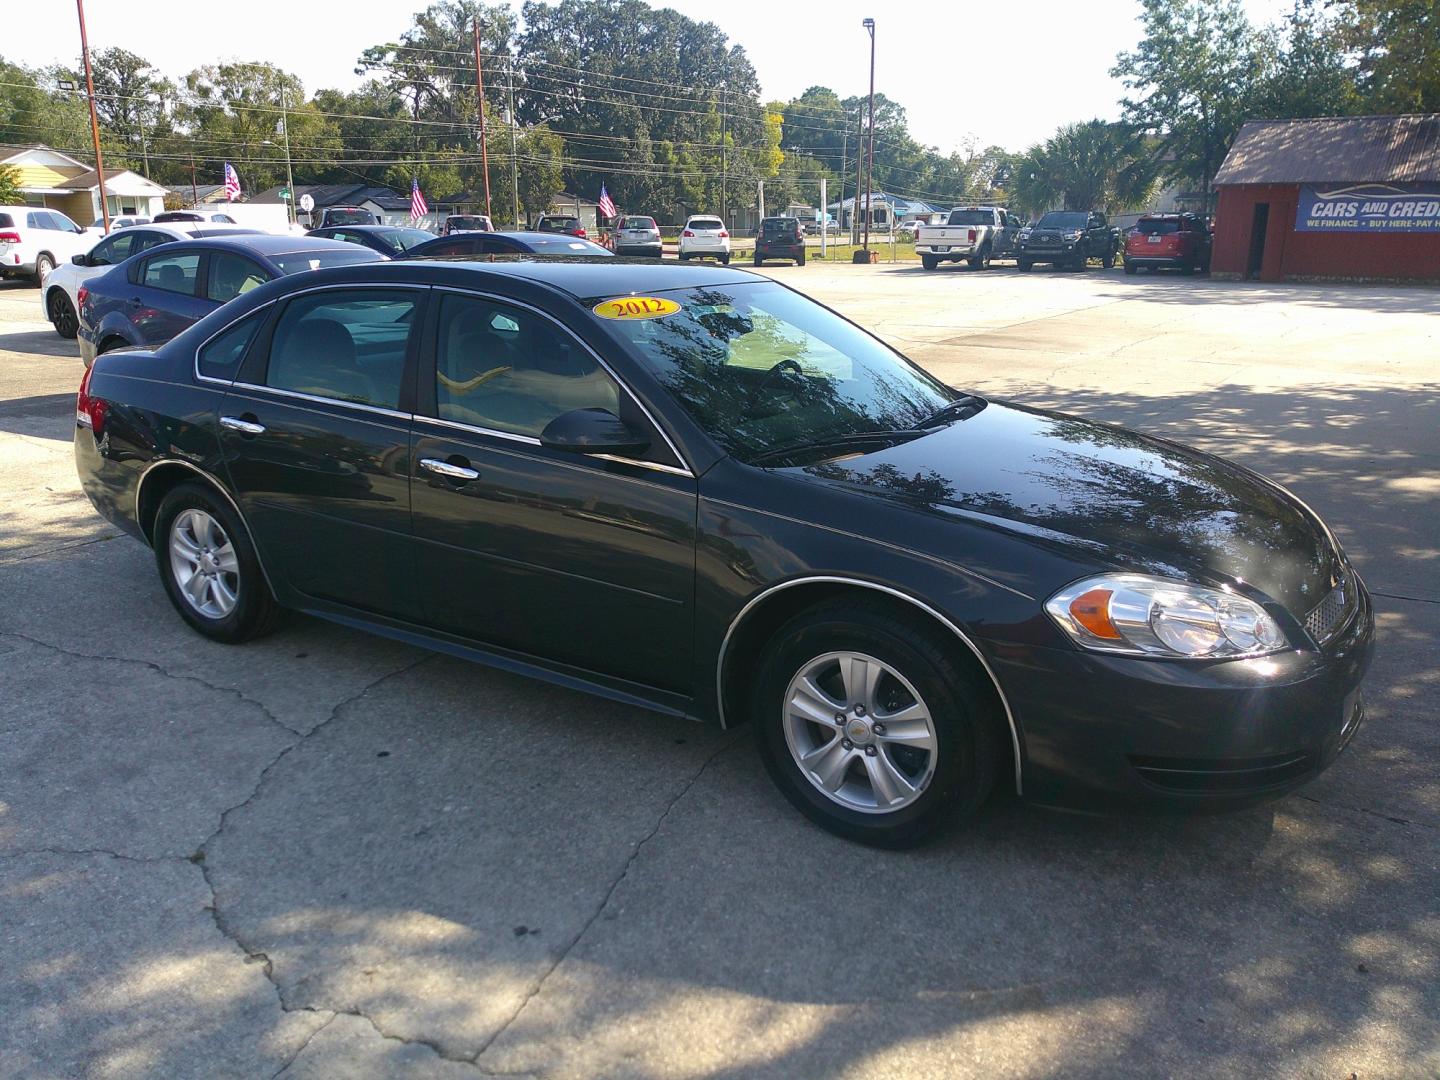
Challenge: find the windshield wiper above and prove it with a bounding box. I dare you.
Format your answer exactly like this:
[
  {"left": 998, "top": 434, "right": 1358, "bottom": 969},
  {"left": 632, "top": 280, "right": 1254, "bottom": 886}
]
[
  {"left": 915, "top": 394, "right": 986, "bottom": 429},
  {"left": 748, "top": 429, "right": 924, "bottom": 466}
]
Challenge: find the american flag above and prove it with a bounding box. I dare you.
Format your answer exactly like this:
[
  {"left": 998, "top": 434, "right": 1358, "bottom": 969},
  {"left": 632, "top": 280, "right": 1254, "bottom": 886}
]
[
  {"left": 410, "top": 178, "right": 428, "bottom": 221},
  {"left": 597, "top": 184, "right": 617, "bottom": 220},
  {"left": 223, "top": 162, "right": 241, "bottom": 201}
]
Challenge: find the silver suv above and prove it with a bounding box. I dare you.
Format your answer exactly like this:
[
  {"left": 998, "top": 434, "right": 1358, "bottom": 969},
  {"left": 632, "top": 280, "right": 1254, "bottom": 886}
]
[{"left": 611, "top": 215, "right": 662, "bottom": 257}]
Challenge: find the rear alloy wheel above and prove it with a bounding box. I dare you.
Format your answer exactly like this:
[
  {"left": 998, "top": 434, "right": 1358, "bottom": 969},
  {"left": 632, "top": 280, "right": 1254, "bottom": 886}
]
[
  {"left": 48, "top": 290, "right": 78, "bottom": 338},
  {"left": 968, "top": 247, "right": 991, "bottom": 270},
  {"left": 753, "top": 599, "right": 999, "bottom": 847},
  {"left": 34, "top": 253, "right": 54, "bottom": 284},
  {"left": 721, "top": 253, "right": 731, "bottom": 265},
  {"left": 155, "top": 483, "right": 281, "bottom": 643},
  {"left": 921, "top": 254, "right": 939, "bottom": 271}
]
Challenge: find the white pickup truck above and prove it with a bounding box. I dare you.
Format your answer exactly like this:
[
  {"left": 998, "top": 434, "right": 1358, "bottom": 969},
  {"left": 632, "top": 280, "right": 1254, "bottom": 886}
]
[{"left": 916, "top": 206, "right": 1025, "bottom": 271}]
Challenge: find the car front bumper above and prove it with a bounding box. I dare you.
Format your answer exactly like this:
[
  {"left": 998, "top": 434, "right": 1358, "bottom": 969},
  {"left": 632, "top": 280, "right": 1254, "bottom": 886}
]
[
  {"left": 1019, "top": 243, "right": 1080, "bottom": 259},
  {"left": 993, "top": 579, "right": 1375, "bottom": 811}
]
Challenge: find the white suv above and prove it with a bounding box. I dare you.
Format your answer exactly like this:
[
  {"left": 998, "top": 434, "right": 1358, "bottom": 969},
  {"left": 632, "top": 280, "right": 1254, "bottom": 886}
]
[
  {"left": 0, "top": 206, "right": 94, "bottom": 284},
  {"left": 679, "top": 215, "right": 730, "bottom": 263}
]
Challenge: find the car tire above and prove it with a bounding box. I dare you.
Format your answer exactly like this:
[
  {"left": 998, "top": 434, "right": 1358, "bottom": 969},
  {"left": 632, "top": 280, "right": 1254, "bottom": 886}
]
[
  {"left": 1018, "top": 259, "right": 1032, "bottom": 272},
  {"left": 751, "top": 598, "right": 1000, "bottom": 848},
  {"left": 797, "top": 249, "right": 806, "bottom": 266},
  {"left": 921, "top": 255, "right": 939, "bottom": 271},
  {"left": 48, "top": 290, "right": 78, "bottom": 339},
  {"left": 1182, "top": 260, "right": 1197, "bottom": 276},
  {"left": 968, "top": 247, "right": 991, "bottom": 271},
  {"left": 33, "top": 253, "right": 54, "bottom": 284},
  {"left": 1102, "top": 250, "right": 1116, "bottom": 269},
  {"left": 1124, "top": 261, "right": 1137, "bottom": 275},
  {"left": 1073, "top": 252, "right": 1088, "bottom": 271},
  {"left": 721, "top": 254, "right": 730, "bottom": 265},
  {"left": 679, "top": 253, "right": 689, "bottom": 262},
  {"left": 753, "top": 255, "right": 763, "bottom": 267},
  {"left": 154, "top": 482, "right": 283, "bottom": 644}
]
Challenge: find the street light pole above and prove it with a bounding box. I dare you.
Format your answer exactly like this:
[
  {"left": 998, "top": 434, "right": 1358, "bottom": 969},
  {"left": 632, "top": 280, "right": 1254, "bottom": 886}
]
[
  {"left": 507, "top": 59, "right": 520, "bottom": 227},
  {"left": 473, "top": 18, "right": 492, "bottom": 220},
  {"left": 279, "top": 84, "right": 296, "bottom": 225},
  {"left": 862, "top": 18, "right": 876, "bottom": 257},
  {"left": 75, "top": 0, "right": 110, "bottom": 233}
]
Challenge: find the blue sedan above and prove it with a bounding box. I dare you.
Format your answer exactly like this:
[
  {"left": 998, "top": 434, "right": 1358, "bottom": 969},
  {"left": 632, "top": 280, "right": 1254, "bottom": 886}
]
[{"left": 77, "top": 234, "right": 383, "bottom": 367}]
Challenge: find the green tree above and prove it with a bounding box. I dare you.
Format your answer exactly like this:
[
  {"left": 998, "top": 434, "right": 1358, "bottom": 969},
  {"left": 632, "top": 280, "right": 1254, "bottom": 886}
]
[
  {"left": 1338, "top": 0, "right": 1440, "bottom": 112},
  {"left": 0, "top": 163, "right": 22, "bottom": 203},
  {"left": 1112, "top": 0, "right": 1270, "bottom": 209},
  {"left": 86, "top": 48, "right": 175, "bottom": 176},
  {"left": 0, "top": 58, "right": 92, "bottom": 154},
  {"left": 1012, "top": 121, "right": 1160, "bottom": 215},
  {"left": 1252, "top": 0, "right": 1360, "bottom": 118}
]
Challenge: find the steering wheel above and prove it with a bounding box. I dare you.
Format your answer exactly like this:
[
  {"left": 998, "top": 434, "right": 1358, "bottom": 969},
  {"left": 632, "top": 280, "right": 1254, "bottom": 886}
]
[{"left": 760, "top": 357, "right": 806, "bottom": 391}]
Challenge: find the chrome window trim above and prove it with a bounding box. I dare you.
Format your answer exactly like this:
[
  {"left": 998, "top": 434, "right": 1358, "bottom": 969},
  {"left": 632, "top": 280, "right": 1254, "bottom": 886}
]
[
  {"left": 414, "top": 413, "right": 541, "bottom": 446},
  {"left": 715, "top": 575, "right": 1025, "bottom": 795},
  {"left": 194, "top": 300, "right": 278, "bottom": 386},
  {"left": 134, "top": 458, "right": 277, "bottom": 600},
  {"left": 429, "top": 284, "right": 695, "bottom": 477},
  {"left": 227, "top": 381, "right": 411, "bottom": 422}
]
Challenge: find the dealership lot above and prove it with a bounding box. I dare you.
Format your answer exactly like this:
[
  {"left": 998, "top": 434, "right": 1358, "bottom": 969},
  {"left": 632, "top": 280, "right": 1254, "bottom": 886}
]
[{"left": 2, "top": 267, "right": 1437, "bottom": 1077}]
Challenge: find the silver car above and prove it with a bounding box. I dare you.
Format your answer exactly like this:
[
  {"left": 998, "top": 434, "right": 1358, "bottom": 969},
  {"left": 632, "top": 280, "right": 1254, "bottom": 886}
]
[{"left": 611, "top": 214, "right": 662, "bottom": 257}]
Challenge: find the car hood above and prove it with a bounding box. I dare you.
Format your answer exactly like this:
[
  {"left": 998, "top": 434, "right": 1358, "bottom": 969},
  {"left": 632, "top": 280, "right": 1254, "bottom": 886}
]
[{"left": 794, "top": 400, "right": 1340, "bottom": 616}]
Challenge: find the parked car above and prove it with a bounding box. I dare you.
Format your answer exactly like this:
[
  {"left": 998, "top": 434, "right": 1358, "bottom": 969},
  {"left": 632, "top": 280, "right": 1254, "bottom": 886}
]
[
  {"left": 609, "top": 215, "right": 663, "bottom": 257},
  {"left": 398, "top": 231, "right": 613, "bottom": 259},
  {"left": 916, "top": 207, "right": 1024, "bottom": 271},
  {"left": 312, "top": 206, "right": 379, "bottom": 229},
  {"left": 153, "top": 210, "right": 241, "bottom": 226},
  {"left": 0, "top": 206, "right": 94, "bottom": 284},
  {"left": 43, "top": 224, "right": 260, "bottom": 339},
  {"left": 442, "top": 215, "right": 493, "bottom": 235},
  {"left": 678, "top": 215, "right": 730, "bottom": 263},
  {"left": 535, "top": 215, "right": 587, "bottom": 238},
  {"left": 91, "top": 216, "right": 151, "bottom": 231},
  {"left": 76, "top": 234, "right": 383, "bottom": 366},
  {"left": 74, "top": 259, "right": 1372, "bottom": 847},
  {"left": 897, "top": 219, "right": 924, "bottom": 240},
  {"left": 308, "top": 224, "right": 438, "bottom": 258},
  {"left": 1016, "top": 210, "right": 1118, "bottom": 271},
  {"left": 1124, "top": 213, "right": 1213, "bottom": 275},
  {"left": 753, "top": 216, "right": 806, "bottom": 266}
]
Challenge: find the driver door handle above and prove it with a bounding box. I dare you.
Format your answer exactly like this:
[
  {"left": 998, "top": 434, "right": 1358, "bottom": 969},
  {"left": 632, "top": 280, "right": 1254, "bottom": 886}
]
[
  {"left": 420, "top": 457, "right": 480, "bottom": 481},
  {"left": 220, "top": 415, "right": 266, "bottom": 436}
]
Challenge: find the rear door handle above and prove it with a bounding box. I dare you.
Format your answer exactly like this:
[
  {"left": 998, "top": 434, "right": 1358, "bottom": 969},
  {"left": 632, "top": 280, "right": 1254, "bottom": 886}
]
[
  {"left": 420, "top": 457, "right": 480, "bottom": 482},
  {"left": 220, "top": 415, "right": 266, "bottom": 436}
]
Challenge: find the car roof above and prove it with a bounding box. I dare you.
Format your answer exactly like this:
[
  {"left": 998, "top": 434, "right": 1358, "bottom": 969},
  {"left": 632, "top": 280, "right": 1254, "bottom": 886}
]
[
  {"left": 141, "top": 234, "right": 361, "bottom": 255},
  {"left": 313, "top": 224, "right": 410, "bottom": 232}
]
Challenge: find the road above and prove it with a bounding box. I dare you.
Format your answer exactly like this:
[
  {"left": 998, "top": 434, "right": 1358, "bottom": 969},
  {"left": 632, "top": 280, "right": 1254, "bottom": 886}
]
[{"left": 2, "top": 266, "right": 1437, "bottom": 1078}]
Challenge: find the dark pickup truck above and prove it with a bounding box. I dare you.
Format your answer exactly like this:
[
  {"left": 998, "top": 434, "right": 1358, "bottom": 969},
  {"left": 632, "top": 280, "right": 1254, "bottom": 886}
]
[{"left": 1016, "top": 210, "right": 1119, "bottom": 271}]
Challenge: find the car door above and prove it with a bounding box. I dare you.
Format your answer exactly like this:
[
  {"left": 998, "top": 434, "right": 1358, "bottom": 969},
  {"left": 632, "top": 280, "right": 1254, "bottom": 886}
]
[
  {"left": 128, "top": 248, "right": 213, "bottom": 345},
  {"left": 408, "top": 288, "right": 698, "bottom": 693},
  {"left": 218, "top": 285, "right": 426, "bottom": 618}
]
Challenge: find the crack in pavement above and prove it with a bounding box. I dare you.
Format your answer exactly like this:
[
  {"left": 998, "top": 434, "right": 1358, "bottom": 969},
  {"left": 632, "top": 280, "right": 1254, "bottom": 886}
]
[
  {"left": 1294, "top": 793, "right": 1434, "bottom": 831},
  {"left": 0, "top": 846, "right": 184, "bottom": 864},
  {"left": 270, "top": 1013, "right": 338, "bottom": 1080},
  {"left": 471, "top": 735, "right": 744, "bottom": 1068},
  {"left": 1, "top": 631, "right": 304, "bottom": 737},
  {"left": 0, "top": 531, "right": 120, "bottom": 566}
]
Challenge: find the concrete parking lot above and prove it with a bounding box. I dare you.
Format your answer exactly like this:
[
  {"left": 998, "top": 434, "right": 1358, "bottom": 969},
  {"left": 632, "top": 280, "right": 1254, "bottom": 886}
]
[{"left": 2, "top": 265, "right": 1436, "bottom": 1078}]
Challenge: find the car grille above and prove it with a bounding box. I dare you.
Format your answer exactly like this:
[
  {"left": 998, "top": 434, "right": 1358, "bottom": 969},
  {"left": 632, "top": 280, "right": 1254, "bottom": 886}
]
[
  {"left": 1304, "top": 578, "right": 1354, "bottom": 644},
  {"left": 1037, "top": 232, "right": 1058, "bottom": 243}
]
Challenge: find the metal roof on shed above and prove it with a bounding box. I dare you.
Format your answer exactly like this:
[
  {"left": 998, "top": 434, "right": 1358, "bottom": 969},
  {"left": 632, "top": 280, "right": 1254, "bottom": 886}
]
[{"left": 1214, "top": 114, "right": 1440, "bottom": 185}]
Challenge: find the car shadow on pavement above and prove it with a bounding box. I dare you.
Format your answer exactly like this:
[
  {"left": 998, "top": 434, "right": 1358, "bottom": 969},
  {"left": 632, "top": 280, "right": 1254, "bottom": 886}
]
[{"left": 0, "top": 329, "right": 74, "bottom": 359}]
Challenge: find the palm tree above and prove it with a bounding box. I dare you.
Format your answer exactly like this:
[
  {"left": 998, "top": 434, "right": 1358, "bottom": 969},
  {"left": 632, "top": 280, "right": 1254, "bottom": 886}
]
[{"left": 1013, "top": 120, "right": 1160, "bottom": 215}]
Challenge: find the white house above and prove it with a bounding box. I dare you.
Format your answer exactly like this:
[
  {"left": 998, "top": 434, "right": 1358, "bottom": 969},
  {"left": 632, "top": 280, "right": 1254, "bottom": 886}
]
[{"left": 0, "top": 144, "right": 168, "bottom": 224}]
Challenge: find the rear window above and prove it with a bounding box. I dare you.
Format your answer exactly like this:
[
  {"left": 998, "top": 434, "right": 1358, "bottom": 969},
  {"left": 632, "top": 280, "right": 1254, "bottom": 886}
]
[
  {"left": 762, "top": 218, "right": 798, "bottom": 233},
  {"left": 155, "top": 212, "right": 203, "bottom": 223},
  {"left": 622, "top": 217, "right": 656, "bottom": 229},
  {"left": 542, "top": 217, "right": 580, "bottom": 230},
  {"left": 269, "top": 248, "right": 385, "bottom": 274},
  {"left": 1136, "top": 219, "right": 1181, "bottom": 235},
  {"left": 946, "top": 210, "right": 993, "bottom": 226},
  {"left": 689, "top": 218, "right": 724, "bottom": 230}
]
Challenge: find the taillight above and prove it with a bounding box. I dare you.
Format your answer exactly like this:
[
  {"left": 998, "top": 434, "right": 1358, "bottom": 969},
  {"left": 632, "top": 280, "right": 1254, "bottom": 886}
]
[
  {"left": 967, "top": 229, "right": 977, "bottom": 243},
  {"left": 0, "top": 230, "right": 20, "bottom": 244},
  {"left": 718, "top": 230, "right": 729, "bottom": 238},
  {"left": 682, "top": 229, "right": 695, "bottom": 237},
  {"left": 77, "top": 285, "right": 89, "bottom": 308},
  {"left": 76, "top": 363, "right": 108, "bottom": 435}
]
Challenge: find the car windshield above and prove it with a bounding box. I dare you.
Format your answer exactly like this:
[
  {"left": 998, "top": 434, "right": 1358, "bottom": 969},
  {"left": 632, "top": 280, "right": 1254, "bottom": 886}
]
[
  {"left": 383, "top": 228, "right": 439, "bottom": 251},
  {"left": 1136, "top": 219, "right": 1181, "bottom": 235},
  {"left": 448, "top": 216, "right": 489, "bottom": 230},
  {"left": 325, "top": 210, "right": 373, "bottom": 225},
  {"left": 269, "top": 248, "right": 385, "bottom": 274},
  {"left": 1037, "top": 212, "right": 1089, "bottom": 229},
  {"left": 946, "top": 210, "right": 992, "bottom": 226},
  {"left": 597, "top": 281, "right": 959, "bottom": 463},
  {"left": 689, "top": 218, "right": 724, "bottom": 230}
]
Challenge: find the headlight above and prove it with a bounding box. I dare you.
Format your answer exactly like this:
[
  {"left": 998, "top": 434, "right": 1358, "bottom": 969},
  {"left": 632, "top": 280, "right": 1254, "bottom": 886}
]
[
  {"left": 1019, "top": 230, "right": 1032, "bottom": 240},
  {"left": 1045, "top": 574, "right": 1288, "bottom": 659},
  {"left": 1065, "top": 229, "right": 1083, "bottom": 239}
]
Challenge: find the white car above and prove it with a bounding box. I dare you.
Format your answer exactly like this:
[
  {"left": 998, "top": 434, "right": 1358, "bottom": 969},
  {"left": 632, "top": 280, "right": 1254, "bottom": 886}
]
[
  {"left": 898, "top": 219, "right": 924, "bottom": 239},
  {"left": 40, "top": 222, "right": 255, "bottom": 339},
  {"left": 152, "top": 210, "right": 242, "bottom": 226},
  {"left": 678, "top": 215, "right": 730, "bottom": 263},
  {"left": 442, "top": 214, "right": 493, "bottom": 235},
  {"left": 91, "top": 216, "right": 152, "bottom": 231},
  {"left": 0, "top": 206, "right": 94, "bottom": 284}
]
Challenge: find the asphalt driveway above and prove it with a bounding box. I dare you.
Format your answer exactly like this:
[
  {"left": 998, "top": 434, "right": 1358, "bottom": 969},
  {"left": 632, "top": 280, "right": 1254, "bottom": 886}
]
[{"left": 1, "top": 268, "right": 1436, "bottom": 1078}]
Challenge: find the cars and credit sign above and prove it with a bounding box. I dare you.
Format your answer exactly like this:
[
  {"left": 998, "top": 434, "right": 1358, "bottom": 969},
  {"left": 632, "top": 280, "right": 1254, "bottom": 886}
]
[{"left": 1296, "top": 184, "right": 1440, "bottom": 232}]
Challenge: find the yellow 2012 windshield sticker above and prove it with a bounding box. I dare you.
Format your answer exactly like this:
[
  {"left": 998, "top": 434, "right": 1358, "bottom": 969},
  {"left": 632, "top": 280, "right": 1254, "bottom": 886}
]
[{"left": 592, "top": 296, "right": 681, "bottom": 320}]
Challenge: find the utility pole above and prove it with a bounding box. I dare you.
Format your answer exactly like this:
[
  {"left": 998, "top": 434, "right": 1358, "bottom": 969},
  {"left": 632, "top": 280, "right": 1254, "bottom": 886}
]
[
  {"left": 75, "top": 0, "right": 110, "bottom": 233},
  {"left": 189, "top": 154, "right": 198, "bottom": 209},
  {"left": 473, "top": 18, "right": 492, "bottom": 219},
  {"left": 720, "top": 83, "right": 728, "bottom": 227},
  {"left": 862, "top": 18, "right": 876, "bottom": 258},
  {"left": 839, "top": 123, "right": 847, "bottom": 239},
  {"left": 279, "top": 83, "right": 296, "bottom": 224},
  {"left": 852, "top": 107, "right": 864, "bottom": 245},
  {"left": 507, "top": 59, "right": 519, "bottom": 227}
]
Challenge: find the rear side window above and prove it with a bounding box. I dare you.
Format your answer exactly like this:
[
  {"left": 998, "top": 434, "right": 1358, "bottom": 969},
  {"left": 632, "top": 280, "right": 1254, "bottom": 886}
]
[
  {"left": 265, "top": 290, "right": 419, "bottom": 410},
  {"left": 206, "top": 252, "right": 269, "bottom": 303},
  {"left": 141, "top": 251, "right": 200, "bottom": 295},
  {"left": 198, "top": 309, "right": 265, "bottom": 381},
  {"left": 0, "top": 213, "right": 12, "bottom": 228}
]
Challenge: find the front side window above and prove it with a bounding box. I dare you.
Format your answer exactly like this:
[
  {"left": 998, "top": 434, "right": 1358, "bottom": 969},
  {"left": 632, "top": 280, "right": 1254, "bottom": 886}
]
[
  {"left": 265, "top": 289, "right": 418, "bottom": 410},
  {"left": 88, "top": 233, "right": 137, "bottom": 266},
  {"left": 198, "top": 308, "right": 265, "bottom": 381},
  {"left": 433, "top": 293, "right": 619, "bottom": 437},
  {"left": 128, "top": 230, "right": 172, "bottom": 256},
  {"left": 206, "top": 251, "right": 270, "bottom": 303},
  {"left": 598, "top": 282, "right": 955, "bottom": 464},
  {"left": 140, "top": 251, "right": 201, "bottom": 295}
]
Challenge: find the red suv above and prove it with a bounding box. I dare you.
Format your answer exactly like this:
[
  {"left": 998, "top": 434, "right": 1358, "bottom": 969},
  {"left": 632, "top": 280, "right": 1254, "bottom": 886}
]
[{"left": 1124, "top": 213, "right": 1212, "bottom": 275}]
